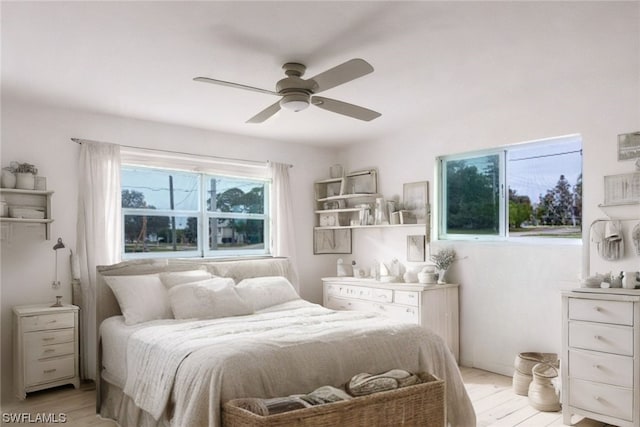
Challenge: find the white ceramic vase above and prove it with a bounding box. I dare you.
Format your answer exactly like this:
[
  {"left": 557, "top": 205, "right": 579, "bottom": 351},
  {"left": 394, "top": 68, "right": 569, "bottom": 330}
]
[
  {"left": 437, "top": 268, "right": 448, "bottom": 284},
  {"left": 1, "top": 170, "right": 16, "bottom": 188},
  {"left": 15, "top": 173, "right": 35, "bottom": 190}
]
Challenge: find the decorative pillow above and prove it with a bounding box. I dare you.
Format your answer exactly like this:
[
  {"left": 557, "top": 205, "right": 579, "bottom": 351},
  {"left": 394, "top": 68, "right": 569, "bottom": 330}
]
[
  {"left": 168, "top": 277, "right": 252, "bottom": 320},
  {"left": 104, "top": 274, "right": 172, "bottom": 325},
  {"left": 235, "top": 276, "right": 299, "bottom": 311},
  {"left": 159, "top": 269, "right": 213, "bottom": 289}
]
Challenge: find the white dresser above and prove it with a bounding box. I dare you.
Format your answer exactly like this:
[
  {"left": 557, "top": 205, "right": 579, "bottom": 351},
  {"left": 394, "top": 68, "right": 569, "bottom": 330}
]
[
  {"left": 13, "top": 304, "right": 80, "bottom": 399},
  {"left": 322, "top": 278, "right": 459, "bottom": 362},
  {"left": 562, "top": 289, "right": 640, "bottom": 427}
]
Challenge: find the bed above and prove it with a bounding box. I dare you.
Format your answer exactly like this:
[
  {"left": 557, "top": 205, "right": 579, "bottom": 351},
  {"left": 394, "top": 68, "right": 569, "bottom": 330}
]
[{"left": 95, "top": 257, "right": 476, "bottom": 427}]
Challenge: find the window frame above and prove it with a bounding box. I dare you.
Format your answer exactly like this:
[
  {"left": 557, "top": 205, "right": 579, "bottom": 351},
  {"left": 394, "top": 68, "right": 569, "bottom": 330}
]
[
  {"left": 436, "top": 135, "right": 582, "bottom": 242},
  {"left": 121, "top": 164, "right": 270, "bottom": 260}
]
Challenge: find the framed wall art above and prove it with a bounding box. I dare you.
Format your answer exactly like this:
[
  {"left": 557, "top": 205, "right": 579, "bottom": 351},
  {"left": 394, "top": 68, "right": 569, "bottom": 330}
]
[
  {"left": 403, "top": 181, "right": 429, "bottom": 223},
  {"left": 603, "top": 172, "right": 640, "bottom": 206},
  {"left": 313, "top": 229, "right": 352, "bottom": 254},
  {"left": 618, "top": 132, "right": 640, "bottom": 161},
  {"left": 407, "top": 235, "right": 426, "bottom": 262}
]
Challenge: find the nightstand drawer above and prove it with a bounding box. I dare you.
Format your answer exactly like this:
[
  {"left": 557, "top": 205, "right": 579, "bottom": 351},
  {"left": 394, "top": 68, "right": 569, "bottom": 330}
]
[
  {"left": 25, "top": 339, "right": 75, "bottom": 362},
  {"left": 22, "top": 312, "right": 74, "bottom": 332},
  {"left": 24, "top": 329, "right": 74, "bottom": 348},
  {"left": 569, "top": 378, "right": 632, "bottom": 422},
  {"left": 25, "top": 355, "right": 75, "bottom": 387},
  {"left": 569, "top": 321, "right": 633, "bottom": 356},
  {"left": 569, "top": 298, "right": 633, "bottom": 326},
  {"left": 394, "top": 291, "right": 419, "bottom": 306},
  {"left": 569, "top": 349, "right": 633, "bottom": 387}
]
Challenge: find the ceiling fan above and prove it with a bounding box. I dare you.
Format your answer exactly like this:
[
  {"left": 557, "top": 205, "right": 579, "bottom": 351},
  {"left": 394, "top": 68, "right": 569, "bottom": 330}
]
[{"left": 194, "top": 58, "right": 381, "bottom": 123}]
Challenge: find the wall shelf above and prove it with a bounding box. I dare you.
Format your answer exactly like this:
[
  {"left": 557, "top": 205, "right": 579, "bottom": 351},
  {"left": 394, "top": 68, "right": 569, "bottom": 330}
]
[{"left": 0, "top": 188, "right": 54, "bottom": 239}]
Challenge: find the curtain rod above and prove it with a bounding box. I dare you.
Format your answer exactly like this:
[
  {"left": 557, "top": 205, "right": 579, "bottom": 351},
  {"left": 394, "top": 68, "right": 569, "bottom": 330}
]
[{"left": 70, "top": 138, "right": 292, "bottom": 168}]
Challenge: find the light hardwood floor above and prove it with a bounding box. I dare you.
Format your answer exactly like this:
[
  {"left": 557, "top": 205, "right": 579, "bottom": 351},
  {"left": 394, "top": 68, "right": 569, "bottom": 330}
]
[{"left": 0, "top": 368, "right": 613, "bottom": 427}]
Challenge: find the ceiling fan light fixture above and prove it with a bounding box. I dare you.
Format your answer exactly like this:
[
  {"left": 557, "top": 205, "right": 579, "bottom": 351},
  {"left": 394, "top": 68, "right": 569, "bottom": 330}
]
[{"left": 280, "top": 93, "right": 310, "bottom": 112}]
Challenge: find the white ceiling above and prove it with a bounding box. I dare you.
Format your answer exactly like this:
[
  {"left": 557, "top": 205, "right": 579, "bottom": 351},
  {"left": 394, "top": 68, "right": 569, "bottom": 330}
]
[{"left": 0, "top": 1, "right": 592, "bottom": 147}]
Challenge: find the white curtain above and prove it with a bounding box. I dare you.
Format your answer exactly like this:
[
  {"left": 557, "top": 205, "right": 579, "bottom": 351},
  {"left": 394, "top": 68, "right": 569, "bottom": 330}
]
[
  {"left": 269, "top": 162, "right": 299, "bottom": 289},
  {"left": 76, "top": 140, "right": 121, "bottom": 379}
]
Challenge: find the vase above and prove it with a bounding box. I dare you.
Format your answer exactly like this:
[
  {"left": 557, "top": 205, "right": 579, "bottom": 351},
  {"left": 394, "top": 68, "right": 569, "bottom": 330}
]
[
  {"left": 1, "top": 170, "right": 16, "bottom": 188},
  {"left": 15, "top": 173, "right": 35, "bottom": 190},
  {"left": 437, "top": 268, "right": 448, "bottom": 284}
]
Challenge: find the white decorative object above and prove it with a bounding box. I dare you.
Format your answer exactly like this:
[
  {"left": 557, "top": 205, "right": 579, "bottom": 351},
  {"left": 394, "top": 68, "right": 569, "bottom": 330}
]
[
  {"left": 528, "top": 363, "right": 561, "bottom": 411},
  {"left": 1, "top": 170, "right": 16, "bottom": 188},
  {"left": 15, "top": 173, "right": 35, "bottom": 190},
  {"left": 337, "top": 258, "right": 348, "bottom": 277},
  {"left": 35, "top": 176, "right": 46, "bottom": 191},
  {"left": 430, "top": 248, "right": 457, "bottom": 285}
]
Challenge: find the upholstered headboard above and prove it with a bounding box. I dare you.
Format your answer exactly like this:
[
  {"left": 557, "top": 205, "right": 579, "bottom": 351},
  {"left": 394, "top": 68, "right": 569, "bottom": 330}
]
[{"left": 96, "top": 256, "right": 296, "bottom": 327}]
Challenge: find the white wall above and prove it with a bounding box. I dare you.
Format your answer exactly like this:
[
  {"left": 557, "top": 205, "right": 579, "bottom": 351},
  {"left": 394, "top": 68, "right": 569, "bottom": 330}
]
[
  {"left": 340, "top": 1, "right": 640, "bottom": 376},
  {"left": 0, "top": 100, "right": 339, "bottom": 401}
]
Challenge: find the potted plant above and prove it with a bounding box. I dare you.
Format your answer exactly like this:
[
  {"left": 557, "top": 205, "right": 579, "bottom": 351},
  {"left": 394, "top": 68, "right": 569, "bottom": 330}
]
[
  {"left": 13, "top": 162, "right": 38, "bottom": 190},
  {"left": 430, "top": 248, "right": 456, "bottom": 284}
]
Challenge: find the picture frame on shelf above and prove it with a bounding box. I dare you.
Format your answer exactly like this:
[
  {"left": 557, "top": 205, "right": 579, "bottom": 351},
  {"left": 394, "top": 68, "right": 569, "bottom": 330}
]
[
  {"left": 407, "top": 235, "right": 426, "bottom": 262},
  {"left": 603, "top": 172, "right": 640, "bottom": 206},
  {"left": 618, "top": 131, "right": 640, "bottom": 161},
  {"left": 403, "top": 181, "right": 429, "bottom": 224},
  {"left": 313, "top": 229, "right": 352, "bottom": 254}
]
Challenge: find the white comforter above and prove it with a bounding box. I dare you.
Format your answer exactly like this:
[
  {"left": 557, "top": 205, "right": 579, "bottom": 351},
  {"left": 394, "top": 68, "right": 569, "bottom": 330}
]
[{"left": 122, "top": 300, "right": 475, "bottom": 427}]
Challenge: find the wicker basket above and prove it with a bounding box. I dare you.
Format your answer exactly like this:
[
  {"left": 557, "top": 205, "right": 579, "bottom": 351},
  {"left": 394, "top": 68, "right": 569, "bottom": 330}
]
[
  {"left": 514, "top": 352, "right": 558, "bottom": 375},
  {"left": 222, "top": 372, "right": 445, "bottom": 427}
]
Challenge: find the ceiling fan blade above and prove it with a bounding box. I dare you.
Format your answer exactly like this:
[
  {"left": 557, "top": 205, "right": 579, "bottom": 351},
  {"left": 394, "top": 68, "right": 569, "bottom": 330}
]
[
  {"left": 246, "top": 101, "right": 282, "bottom": 123},
  {"left": 309, "top": 59, "right": 374, "bottom": 93},
  {"left": 312, "top": 96, "right": 381, "bottom": 121},
  {"left": 193, "top": 77, "right": 279, "bottom": 96}
]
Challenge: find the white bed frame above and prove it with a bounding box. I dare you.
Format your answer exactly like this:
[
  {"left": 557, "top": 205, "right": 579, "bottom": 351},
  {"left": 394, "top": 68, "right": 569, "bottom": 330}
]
[{"left": 95, "top": 256, "right": 296, "bottom": 413}]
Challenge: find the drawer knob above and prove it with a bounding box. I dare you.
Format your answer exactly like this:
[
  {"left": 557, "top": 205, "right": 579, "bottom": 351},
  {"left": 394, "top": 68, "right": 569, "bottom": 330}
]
[
  {"left": 42, "top": 337, "right": 55, "bottom": 341},
  {"left": 44, "top": 349, "right": 55, "bottom": 354},
  {"left": 594, "top": 396, "right": 602, "bottom": 402},
  {"left": 592, "top": 364, "right": 601, "bottom": 369},
  {"left": 47, "top": 320, "right": 57, "bottom": 324},
  {"left": 594, "top": 335, "right": 602, "bottom": 340},
  {"left": 43, "top": 369, "right": 57, "bottom": 374},
  {"left": 593, "top": 306, "right": 601, "bottom": 312}
]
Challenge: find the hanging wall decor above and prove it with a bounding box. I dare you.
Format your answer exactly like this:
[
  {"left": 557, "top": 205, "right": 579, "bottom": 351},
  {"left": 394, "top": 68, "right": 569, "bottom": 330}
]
[{"left": 618, "top": 131, "right": 640, "bottom": 161}]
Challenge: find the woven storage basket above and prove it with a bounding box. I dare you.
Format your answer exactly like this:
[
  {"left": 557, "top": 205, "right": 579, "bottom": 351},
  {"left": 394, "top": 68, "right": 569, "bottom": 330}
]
[{"left": 222, "top": 372, "right": 445, "bottom": 427}]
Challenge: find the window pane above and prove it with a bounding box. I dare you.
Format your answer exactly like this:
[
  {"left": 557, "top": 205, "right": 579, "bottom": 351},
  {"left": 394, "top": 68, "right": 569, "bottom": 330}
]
[
  {"left": 208, "top": 218, "right": 265, "bottom": 250},
  {"left": 508, "top": 139, "right": 582, "bottom": 238},
  {"left": 124, "top": 215, "right": 198, "bottom": 253},
  {"left": 122, "top": 167, "right": 199, "bottom": 211},
  {"left": 206, "top": 177, "right": 265, "bottom": 214},
  {"left": 445, "top": 154, "right": 500, "bottom": 235}
]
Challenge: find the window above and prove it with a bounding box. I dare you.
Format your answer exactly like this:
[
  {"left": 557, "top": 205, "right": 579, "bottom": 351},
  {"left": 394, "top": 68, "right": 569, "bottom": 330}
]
[
  {"left": 121, "top": 165, "right": 269, "bottom": 258},
  {"left": 438, "top": 135, "right": 582, "bottom": 240}
]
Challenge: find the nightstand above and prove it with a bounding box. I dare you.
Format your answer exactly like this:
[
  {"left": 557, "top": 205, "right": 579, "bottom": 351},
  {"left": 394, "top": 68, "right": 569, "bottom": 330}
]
[{"left": 13, "top": 304, "right": 80, "bottom": 399}]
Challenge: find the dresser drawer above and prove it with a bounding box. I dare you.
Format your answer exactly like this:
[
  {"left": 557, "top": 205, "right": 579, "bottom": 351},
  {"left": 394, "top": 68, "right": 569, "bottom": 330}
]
[
  {"left": 569, "top": 298, "right": 633, "bottom": 326},
  {"left": 394, "top": 291, "right": 420, "bottom": 307},
  {"left": 325, "top": 295, "right": 372, "bottom": 312},
  {"left": 370, "top": 302, "right": 419, "bottom": 324},
  {"left": 569, "top": 378, "right": 633, "bottom": 422},
  {"left": 569, "top": 349, "right": 633, "bottom": 387},
  {"left": 371, "top": 288, "right": 393, "bottom": 303},
  {"left": 569, "top": 321, "right": 633, "bottom": 356},
  {"left": 21, "top": 312, "right": 74, "bottom": 332},
  {"left": 25, "top": 355, "right": 75, "bottom": 387}
]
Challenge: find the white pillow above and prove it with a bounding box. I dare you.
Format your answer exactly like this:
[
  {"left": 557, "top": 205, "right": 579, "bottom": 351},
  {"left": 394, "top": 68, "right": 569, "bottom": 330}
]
[
  {"left": 104, "top": 274, "right": 172, "bottom": 325},
  {"left": 168, "top": 277, "right": 252, "bottom": 320},
  {"left": 235, "top": 276, "right": 299, "bottom": 311},
  {"left": 159, "top": 269, "right": 213, "bottom": 289}
]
